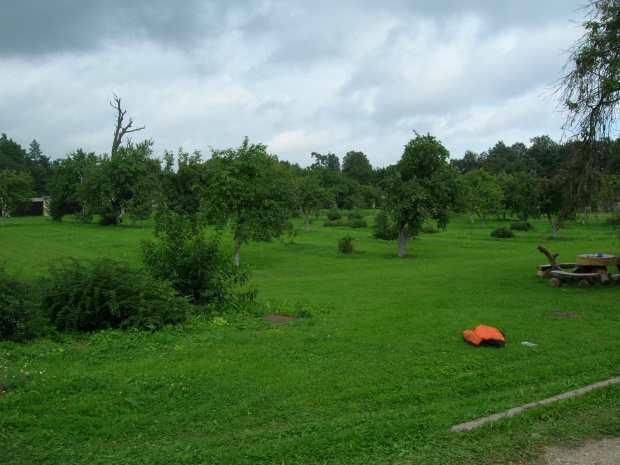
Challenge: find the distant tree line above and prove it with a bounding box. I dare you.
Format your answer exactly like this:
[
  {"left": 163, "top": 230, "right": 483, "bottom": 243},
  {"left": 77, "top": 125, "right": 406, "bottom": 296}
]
[{"left": 2, "top": 123, "right": 620, "bottom": 239}]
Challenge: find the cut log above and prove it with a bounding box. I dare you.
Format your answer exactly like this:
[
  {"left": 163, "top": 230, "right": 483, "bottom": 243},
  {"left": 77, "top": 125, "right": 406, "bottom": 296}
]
[
  {"left": 578, "top": 279, "right": 591, "bottom": 288},
  {"left": 600, "top": 272, "right": 611, "bottom": 285},
  {"left": 610, "top": 274, "right": 620, "bottom": 282},
  {"left": 537, "top": 269, "right": 552, "bottom": 279},
  {"left": 550, "top": 270, "right": 601, "bottom": 282},
  {"left": 537, "top": 263, "right": 577, "bottom": 271},
  {"left": 537, "top": 245, "right": 562, "bottom": 271},
  {"left": 549, "top": 277, "right": 561, "bottom": 287}
]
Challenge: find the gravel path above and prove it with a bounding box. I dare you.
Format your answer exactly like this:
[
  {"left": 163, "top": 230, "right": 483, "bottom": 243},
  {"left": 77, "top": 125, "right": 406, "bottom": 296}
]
[{"left": 543, "top": 437, "right": 620, "bottom": 465}]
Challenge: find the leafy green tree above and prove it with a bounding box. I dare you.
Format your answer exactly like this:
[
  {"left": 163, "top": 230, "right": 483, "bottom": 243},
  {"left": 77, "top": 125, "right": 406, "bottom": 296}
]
[
  {"left": 527, "top": 135, "right": 565, "bottom": 178},
  {"left": 0, "top": 134, "right": 27, "bottom": 173},
  {"left": 342, "top": 151, "right": 373, "bottom": 184},
  {"left": 450, "top": 150, "right": 482, "bottom": 174},
  {"left": 497, "top": 171, "right": 540, "bottom": 221},
  {"left": 26, "top": 140, "right": 51, "bottom": 195},
  {"left": 481, "top": 141, "right": 527, "bottom": 174},
  {"left": 331, "top": 174, "right": 364, "bottom": 210},
  {"left": 539, "top": 175, "right": 569, "bottom": 238},
  {"left": 464, "top": 169, "right": 504, "bottom": 228},
  {"left": 557, "top": 0, "right": 620, "bottom": 212},
  {"left": 80, "top": 140, "right": 160, "bottom": 226},
  {"left": 559, "top": 0, "right": 620, "bottom": 141},
  {"left": 0, "top": 169, "right": 35, "bottom": 227},
  {"left": 160, "top": 148, "right": 207, "bottom": 218},
  {"left": 204, "top": 137, "right": 296, "bottom": 266},
  {"left": 311, "top": 152, "right": 340, "bottom": 172},
  {"left": 295, "top": 174, "right": 332, "bottom": 231},
  {"left": 384, "top": 132, "right": 460, "bottom": 258},
  {"left": 48, "top": 149, "right": 98, "bottom": 221},
  {"left": 0, "top": 135, "right": 51, "bottom": 196}
]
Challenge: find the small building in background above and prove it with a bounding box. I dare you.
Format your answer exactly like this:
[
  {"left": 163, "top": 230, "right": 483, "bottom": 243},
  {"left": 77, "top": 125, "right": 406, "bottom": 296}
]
[{"left": 22, "top": 197, "right": 50, "bottom": 217}]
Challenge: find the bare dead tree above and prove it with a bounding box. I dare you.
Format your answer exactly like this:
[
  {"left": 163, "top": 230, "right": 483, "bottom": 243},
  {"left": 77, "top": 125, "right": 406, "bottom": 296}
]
[{"left": 110, "top": 93, "right": 145, "bottom": 157}]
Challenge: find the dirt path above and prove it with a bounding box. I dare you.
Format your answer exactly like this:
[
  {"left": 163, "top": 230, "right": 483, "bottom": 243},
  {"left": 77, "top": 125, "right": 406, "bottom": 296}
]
[{"left": 543, "top": 437, "right": 620, "bottom": 465}]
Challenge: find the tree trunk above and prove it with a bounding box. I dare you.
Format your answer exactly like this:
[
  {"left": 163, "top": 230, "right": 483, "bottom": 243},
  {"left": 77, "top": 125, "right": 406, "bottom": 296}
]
[
  {"left": 132, "top": 217, "right": 136, "bottom": 228},
  {"left": 469, "top": 213, "right": 475, "bottom": 224},
  {"left": 397, "top": 226, "right": 410, "bottom": 258},
  {"left": 1, "top": 210, "right": 6, "bottom": 227},
  {"left": 234, "top": 236, "right": 242, "bottom": 267},
  {"left": 547, "top": 213, "right": 559, "bottom": 238},
  {"left": 305, "top": 212, "right": 310, "bottom": 232},
  {"left": 480, "top": 215, "right": 485, "bottom": 228}
]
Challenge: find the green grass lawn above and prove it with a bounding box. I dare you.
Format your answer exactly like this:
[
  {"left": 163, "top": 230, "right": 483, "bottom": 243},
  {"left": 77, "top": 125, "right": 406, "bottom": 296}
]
[{"left": 1, "top": 213, "right": 619, "bottom": 464}]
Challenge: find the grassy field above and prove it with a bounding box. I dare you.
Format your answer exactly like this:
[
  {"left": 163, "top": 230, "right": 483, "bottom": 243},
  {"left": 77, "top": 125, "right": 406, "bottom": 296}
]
[{"left": 1, "top": 212, "right": 619, "bottom": 464}]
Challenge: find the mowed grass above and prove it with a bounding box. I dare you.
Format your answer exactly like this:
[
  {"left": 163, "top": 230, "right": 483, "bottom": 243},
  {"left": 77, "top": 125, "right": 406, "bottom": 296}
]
[{"left": 1, "top": 213, "right": 619, "bottom": 464}]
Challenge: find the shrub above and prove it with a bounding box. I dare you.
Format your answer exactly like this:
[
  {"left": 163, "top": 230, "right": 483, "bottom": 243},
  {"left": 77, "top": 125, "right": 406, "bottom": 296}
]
[
  {"left": 346, "top": 210, "right": 363, "bottom": 220},
  {"left": 491, "top": 227, "right": 515, "bottom": 238},
  {"left": 372, "top": 210, "right": 399, "bottom": 240},
  {"left": 279, "top": 224, "right": 299, "bottom": 246},
  {"left": 142, "top": 206, "right": 256, "bottom": 310},
  {"left": 40, "top": 258, "right": 190, "bottom": 333},
  {"left": 0, "top": 266, "right": 43, "bottom": 341},
  {"left": 420, "top": 225, "right": 439, "bottom": 234},
  {"left": 98, "top": 213, "right": 119, "bottom": 226},
  {"left": 510, "top": 221, "right": 534, "bottom": 231},
  {"left": 73, "top": 211, "right": 93, "bottom": 224},
  {"left": 604, "top": 215, "right": 620, "bottom": 226},
  {"left": 338, "top": 235, "right": 355, "bottom": 254},
  {"left": 327, "top": 210, "right": 342, "bottom": 220},
  {"left": 351, "top": 218, "right": 368, "bottom": 228}
]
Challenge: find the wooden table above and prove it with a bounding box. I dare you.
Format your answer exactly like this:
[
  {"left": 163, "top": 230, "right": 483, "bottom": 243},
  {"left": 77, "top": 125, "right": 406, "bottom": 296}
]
[
  {"left": 576, "top": 254, "right": 618, "bottom": 267},
  {"left": 576, "top": 254, "right": 619, "bottom": 274}
]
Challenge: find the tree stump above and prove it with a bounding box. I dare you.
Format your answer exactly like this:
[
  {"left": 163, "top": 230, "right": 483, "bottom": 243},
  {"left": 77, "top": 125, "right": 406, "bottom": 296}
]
[
  {"left": 549, "top": 278, "right": 561, "bottom": 287},
  {"left": 578, "top": 279, "right": 591, "bottom": 288}
]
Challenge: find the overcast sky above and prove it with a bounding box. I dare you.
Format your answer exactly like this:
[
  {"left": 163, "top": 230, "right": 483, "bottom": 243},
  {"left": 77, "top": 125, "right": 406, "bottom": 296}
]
[{"left": 0, "top": 1, "right": 586, "bottom": 168}]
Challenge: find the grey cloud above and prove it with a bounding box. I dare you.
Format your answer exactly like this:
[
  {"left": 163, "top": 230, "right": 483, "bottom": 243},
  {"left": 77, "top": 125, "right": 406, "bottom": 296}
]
[{"left": 0, "top": 0, "right": 233, "bottom": 57}]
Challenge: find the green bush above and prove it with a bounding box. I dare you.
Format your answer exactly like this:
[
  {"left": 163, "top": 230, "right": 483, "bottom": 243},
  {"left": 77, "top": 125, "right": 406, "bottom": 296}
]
[
  {"left": 98, "top": 213, "right": 119, "bottom": 226},
  {"left": 40, "top": 258, "right": 190, "bottom": 333},
  {"left": 420, "top": 225, "right": 439, "bottom": 234},
  {"left": 604, "top": 215, "right": 620, "bottom": 226},
  {"left": 510, "top": 221, "right": 534, "bottom": 231},
  {"left": 327, "top": 210, "right": 342, "bottom": 220},
  {"left": 346, "top": 210, "right": 363, "bottom": 220},
  {"left": 490, "top": 227, "right": 515, "bottom": 238},
  {"left": 372, "top": 210, "right": 399, "bottom": 240},
  {"left": 338, "top": 235, "right": 355, "bottom": 254},
  {"left": 142, "top": 206, "right": 256, "bottom": 310},
  {"left": 351, "top": 218, "right": 368, "bottom": 228},
  {"left": 0, "top": 266, "right": 43, "bottom": 341}
]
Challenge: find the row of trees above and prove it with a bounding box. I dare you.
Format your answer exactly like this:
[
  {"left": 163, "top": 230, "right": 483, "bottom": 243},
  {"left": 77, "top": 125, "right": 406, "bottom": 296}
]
[{"left": 2, "top": 122, "right": 619, "bottom": 254}]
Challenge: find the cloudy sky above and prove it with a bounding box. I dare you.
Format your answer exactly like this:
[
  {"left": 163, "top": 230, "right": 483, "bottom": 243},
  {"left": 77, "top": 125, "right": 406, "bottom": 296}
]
[{"left": 0, "top": 1, "right": 586, "bottom": 168}]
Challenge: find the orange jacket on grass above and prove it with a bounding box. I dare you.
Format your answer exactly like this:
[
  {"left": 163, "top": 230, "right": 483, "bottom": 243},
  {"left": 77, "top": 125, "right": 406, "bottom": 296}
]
[{"left": 463, "top": 325, "right": 505, "bottom": 348}]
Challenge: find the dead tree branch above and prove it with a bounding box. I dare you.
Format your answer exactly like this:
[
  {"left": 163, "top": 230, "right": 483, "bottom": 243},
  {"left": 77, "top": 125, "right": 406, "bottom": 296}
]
[{"left": 110, "top": 92, "right": 145, "bottom": 157}]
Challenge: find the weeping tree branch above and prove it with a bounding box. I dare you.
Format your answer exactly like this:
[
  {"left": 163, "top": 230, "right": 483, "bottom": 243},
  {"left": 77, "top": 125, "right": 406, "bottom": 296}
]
[
  {"left": 553, "top": 1, "right": 620, "bottom": 217},
  {"left": 110, "top": 92, "right": 145, "bottom": 157}
]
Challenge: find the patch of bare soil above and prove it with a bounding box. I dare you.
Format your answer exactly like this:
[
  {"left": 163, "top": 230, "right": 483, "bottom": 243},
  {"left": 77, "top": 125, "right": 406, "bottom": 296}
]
[{"left": 543, "top": 437, "right": 620, "bottom": 465}]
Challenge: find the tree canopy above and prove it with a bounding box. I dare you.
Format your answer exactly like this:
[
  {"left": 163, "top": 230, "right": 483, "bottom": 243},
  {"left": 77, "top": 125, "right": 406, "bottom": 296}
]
[
  {"left": 384, "top": 132, "right": 460, "bottom": 258},
  {"left": 0, "top": 169, "right": 35, "bottom": 227},
  {"left": 204, "top": 137, "right": 296, "bottom": 266}
]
